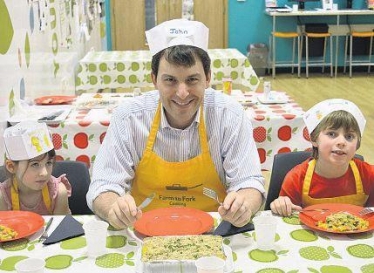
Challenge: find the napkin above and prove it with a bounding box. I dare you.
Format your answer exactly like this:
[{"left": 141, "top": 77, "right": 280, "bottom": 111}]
[
  {"left": 43, "top": 215, "right": 84, "bottom": 245},
  {"left": 213, "top": 220, "right": 254, "bottom": 237}
]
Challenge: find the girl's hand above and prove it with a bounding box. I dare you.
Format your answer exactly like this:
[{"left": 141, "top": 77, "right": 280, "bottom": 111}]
[{"left": 270, "top": 196, "right": 302, "bottom": 216}]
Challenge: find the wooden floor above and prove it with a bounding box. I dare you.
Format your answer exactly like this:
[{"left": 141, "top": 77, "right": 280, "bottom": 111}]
[{"left": 258, "top": 71, "right": 374, "bottom": 190}]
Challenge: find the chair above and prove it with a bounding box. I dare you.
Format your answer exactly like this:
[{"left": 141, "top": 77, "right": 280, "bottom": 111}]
[
  {"left": 264, "top": 151, "right": 364, "bottom": 210},
  {"left": 0, "top": 161, "right": 93, "bottom": 215},
  {"left": 303, "top": 32, "right": 333, "bottom": 78},
  {"left": 343, "top": 31, "right": 374, "bottom": 78},
  {"left": 270, "top": 31, "right": 301, "bottom": 78}
]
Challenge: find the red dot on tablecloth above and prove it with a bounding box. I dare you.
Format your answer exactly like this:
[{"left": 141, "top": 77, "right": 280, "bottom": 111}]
[
  {"left": 254, "top": 127, "right": 267, "bottom": 143},
  {"left": 52, "top": 133, "right": 62, "bottom": 150},
  {"left": 278, "top": 126, "right": 292, "bottom": 141},
  {"left": 282, "top": 114, "right": 296, "bottom": 120},
  {"left": 100, "top": 132, "right": 106, "bottom": 144},
  {"left": 278, "top": 147, "right": 291, "bottom": 154},
  {"left": 47, "top": 123, "right": 60, "bottom": 128},
  {"left": 255, "top": 110, "right": 267, "bottom": 114},
  {"left": 55, "top": 155, "right": 64, "bottom": 161},
  {"left": 273, "top": 110, "right": 286, "bottom": 114},
  {"left": 78, "top": 120, "right": 92, "bottom": 127},
  {"left": 76, "top": 155, "right": 91, "bottom": 168},
  {"left": 303, "top": 126, "right": 311, "bottom": 141},
  {"left": 257, "top": 148, "right": 266, "bottom": 164},
  {"left": 100, "top": 121, "right": 110, "bottom": 126},
  {"left": 74, "top": 132, "right": 89, "bottom": 149},
  {"left": 254, "top": 115, "right": 265, "bottom": 121},
  {"left": 269, "top": 105, "right": 282, "bottom": 109}
]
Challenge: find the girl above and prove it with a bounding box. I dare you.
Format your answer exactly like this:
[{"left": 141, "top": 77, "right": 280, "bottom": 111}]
[
  {"left": 0, "top": 121, "right": 71, "bottom": 214},
  {"left": 270, "top": 99, "right": 374, "bottom": 216}
]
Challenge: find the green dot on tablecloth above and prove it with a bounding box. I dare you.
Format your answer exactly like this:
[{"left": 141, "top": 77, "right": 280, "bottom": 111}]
[{"left": 95, "top": 253, "right": 125, "bottom": 268}]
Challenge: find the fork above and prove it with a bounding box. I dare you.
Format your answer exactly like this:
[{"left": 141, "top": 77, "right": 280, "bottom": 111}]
[
  {"left": 203, "top": 187, "right": 223, "bottom": 206},
  {"left": 39, "top": 217, "right": 54, "bottom": 242},
  {"left": 358, "top": 207, "right": 374, "bottom": 217}
]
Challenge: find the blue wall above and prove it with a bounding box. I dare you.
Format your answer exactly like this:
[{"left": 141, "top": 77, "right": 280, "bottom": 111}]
[{"left": 228, "top": 0, "right": 373, "bottom": 66}]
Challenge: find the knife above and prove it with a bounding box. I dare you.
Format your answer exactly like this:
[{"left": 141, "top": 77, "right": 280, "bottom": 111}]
[
  {"left": 138, "top": 193, "right": 156, "bottom": 210},
  {"left": 38, "top": 110, "right": 64, "bottom": 121}
]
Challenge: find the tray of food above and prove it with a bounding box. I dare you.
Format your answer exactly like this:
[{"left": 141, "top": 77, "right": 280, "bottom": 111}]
[{"left": 135, "top": 235, "right": 234, "bottom": 273}]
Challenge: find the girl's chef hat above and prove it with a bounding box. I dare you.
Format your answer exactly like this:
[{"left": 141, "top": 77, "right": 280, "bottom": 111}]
[
  {"left": 303, "top": 99, "right": 366, "bottom": 136},
  {"left": 146, "top": 19, "right": 209, "bottom": 56},
  {"left": 3, "top": 121, "right": 54, "bottom": 161}
]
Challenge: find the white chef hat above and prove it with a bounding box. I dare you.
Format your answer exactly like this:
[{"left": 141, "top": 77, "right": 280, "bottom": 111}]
[
  {"left": 303, "top": 99, "right": 366, "bottom": 136},
  {"left": 145, "top": 19, "right": 209, "bottom": 56},
  {"left": 3, "top": 121, "right": 54, "bottom": 161}
]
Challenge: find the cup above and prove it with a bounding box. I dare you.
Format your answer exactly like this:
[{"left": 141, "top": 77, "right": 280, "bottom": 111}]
[
  {"left": 222, "top": 77, "right": 232, "bottom": 95},
  {"left": 15, "top": 258, "right": 45, "bottom": 273},
  {"left": 195, "top": 256, "right": 225, "bottom": 273},
  {"left": 252, "top": 213, "right": 277, "bottom": 251},
  {"left": 292, "top": 4, "right": 298, "bottom": 12},
  {"left": 83, "top": 219, "right": 109, "bottom": 258}
]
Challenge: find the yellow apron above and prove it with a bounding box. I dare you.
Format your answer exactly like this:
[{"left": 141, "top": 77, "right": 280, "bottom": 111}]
[
  {"left": 11, "top": 176, "right": 52, "bottom": 212},
  {"left": 131, "top": 102, "right": 226, "bottom": 212},
  {"left": 302, "top": 159, "right": 368, "bottom": 206}
]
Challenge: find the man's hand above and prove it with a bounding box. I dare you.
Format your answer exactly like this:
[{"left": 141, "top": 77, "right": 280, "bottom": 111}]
[
  {"left": 218, "top": 188, "right": 262, "bottom": 227},
  {"left": 270, "top": 196, "right": 302, "bottom": 216}
]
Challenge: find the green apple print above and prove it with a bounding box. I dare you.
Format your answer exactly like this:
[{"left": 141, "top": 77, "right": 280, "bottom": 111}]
[
  {"left": 230, "top": 71, "right": 239, "bottom": 80},
  {"left": 129, "top": 75, "right": 138, "bottom": 84},
  {"left": 117, "top": 75, "right": 126, "bottom": 84},
  {"left": 144, "top": 74, "right": 152, "bottom": 84},
  {"left": 116, "top": 63, "right": 125, "bottom": 72},
  {"left": 0, "top": 256, "right": 28, "bottom": 271},
  {"left": 76, "top": 77, "right": 82, "bottom": 86},
  {"left": 53, "top": 60, "right": 60, "bottom": 77},
  {"left": 8, "top": 89, "right": 15, "bottom": 116},
  {"left": 45, "top": 255, "right": 73, "bottom": 269},
  {"left": 250, "top": 75, "right": 259, "bottom": 86},
  {"left": 95, "top": 253, "right": 125, "bottom": 268},
  {"left": 283, "top": 215, "right": 301, "bottom": 225},
  {"left": 249, "top": 249, "right": 278, "bottom": 263},
  {"left": 230, "top": 59, "right": 239, "bottom": 68},
  {"left": 130, "top": 62, "right": 140, "bottom": 71},
  {"left": 99, "top": 63, "right": 108, "bottom": 72},
  {"left": 25, "top": 33, "right": 30, "bottom": 68},
  {"left": 89, "top": 76, "right": 98, "bottom": 85},
  {"left": 60, "top": 237, "right": 86, "bottom": 250},
  {"left": 347, "top": 244, "right": 374, "bottom": 258},
  {"left": 106, "top": 235, "right": 127, "bottom": 248},
  {"left": 0, "top": 0, "right": 14, "bottom": 54},
  {"left": 361, "top": 263, "right": 374, "bottom": 273},
  {"left": 1, "top": 238, "right": 29, "bottom": 251},
  {"left": 290, "top": 229, "right": 318, "bottom": 242},
  {"left": 256, "top": 268, "right": 285, "bottom": 273},
  {"left": 88, "top": 64, "right": 97, "bottom": 72},
  {"left": 214, "top": 71, "right": 224, "bottom": 81},
  {"left": 244, "top": 59, "right": 251, "bottom": 67},
  {"left": 213, "top": 59, "right": 222, "bottom": 69},
  {"left": 145, "top": 61, "right": 151, "bottom": 70},
  {"left": 320, "top": 265, "right": 352, "bottom": 273},
  {"left": 101, "top": 75, "right": 111, "bottom": 85},
  {"left": 299, "top": 246, "right": 330, "bottom": 261},
  {"left": 77, "top": 64, "right": 83, "bottom": 73}
]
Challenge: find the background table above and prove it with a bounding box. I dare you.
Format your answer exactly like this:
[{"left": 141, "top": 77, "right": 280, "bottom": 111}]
[
  {"left": 0, "top": 212, "right": 373, "bottom": 272},
  {"left": 75, "top": 49, "right": 260, "bottom": 92},
  {"left": 46, "top": 91, "right": 310, "bottom": 171}
]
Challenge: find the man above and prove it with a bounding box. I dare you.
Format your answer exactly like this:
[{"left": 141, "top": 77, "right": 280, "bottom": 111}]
[{"left": 87, "top": 19, "right": 265, "bottom": 229}]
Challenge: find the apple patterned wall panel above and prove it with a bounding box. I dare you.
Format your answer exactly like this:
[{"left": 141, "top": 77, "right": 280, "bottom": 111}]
[{"left": 0, "top": 0, "right": 102, "bottom": 114}]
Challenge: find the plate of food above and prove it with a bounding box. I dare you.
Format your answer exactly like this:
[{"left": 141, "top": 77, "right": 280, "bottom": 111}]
[
  {"left": 299, "top": 203, "right": 374, "bottom": 234},
  {"left": 135, "top": 235, "right": 234, "bottom": 273},
  {"left": 134, "top": 207, "right": 214, "bottom": 236},
  {"left": 34, "top": 95, "right": 76, "bottom": 105},
  {"left": 0, "top": 211, "right": 44, "bottom": 242}
]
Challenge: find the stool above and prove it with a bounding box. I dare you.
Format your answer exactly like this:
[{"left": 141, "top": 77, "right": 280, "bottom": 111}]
[
  {"left": 304, "top": 32, "right": 333, "bottom": 78},
  {"left": 344, "top": 31, "right": 374, "bottom": 78},
  {"left": 270, "top": 32, "right": 301, "bottom": 78}
]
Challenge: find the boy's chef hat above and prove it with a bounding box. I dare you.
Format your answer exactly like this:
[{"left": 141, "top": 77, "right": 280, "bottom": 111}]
[
  {"left": 303, "top": 99, "right": 366, "bottom": 136},
  {"left": 146, "top": 19, "right": 209, "bottom": 56},
  {"left": 3, "top": 121, "right": 54, "bottom": 161}
]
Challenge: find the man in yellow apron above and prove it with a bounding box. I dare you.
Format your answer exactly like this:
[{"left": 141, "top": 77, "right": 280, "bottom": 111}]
[
  {"left": 87, "top": 19, "right": 265, "bottom": 229},
  {"left": 270, "top": 99, "right": 374, "bottom": 216}
]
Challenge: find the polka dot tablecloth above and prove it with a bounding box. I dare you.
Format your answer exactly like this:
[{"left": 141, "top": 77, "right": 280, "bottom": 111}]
[
  {"left": 75, "top": 49, "right": 260, "bottom": 92},
  {"left": 0, "top": 213, "right": 373, "bottom": 272},
  {"left": 46, "top": 91, "right": 310, "bottom": 171}
]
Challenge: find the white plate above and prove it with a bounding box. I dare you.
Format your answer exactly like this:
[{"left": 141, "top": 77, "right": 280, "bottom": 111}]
[
  {"left": 8, "top": 107, "right": 71, "bottom": 125},
  {"left": 257, "top": 92, "right": 288, "bottom": 104},
  {"left": 135, "top": 244, "right": 234, "bottom": 273}
]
